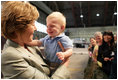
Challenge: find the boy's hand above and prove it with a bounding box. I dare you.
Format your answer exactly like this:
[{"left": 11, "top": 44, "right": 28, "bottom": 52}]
[
  {"left": 61, "top": 58, "right": 69, "bottom": 67},
  {"left": 56, "top": 52, "right": 65, "bottom": 60}
]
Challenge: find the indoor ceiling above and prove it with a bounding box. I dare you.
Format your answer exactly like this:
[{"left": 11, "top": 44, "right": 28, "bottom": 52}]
[{"left": 30, "top": 1, "right": 117, "bottom": 28}]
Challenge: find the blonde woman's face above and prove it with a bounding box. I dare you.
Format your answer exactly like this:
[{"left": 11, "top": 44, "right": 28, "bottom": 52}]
[
  {"left": 46, "top": 18, "right": 63, "bottom": 38},
  {"left": 19, "top": 21, "right": 37, "bottom": 44}
]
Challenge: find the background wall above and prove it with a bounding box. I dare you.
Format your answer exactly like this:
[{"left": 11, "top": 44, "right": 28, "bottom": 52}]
[{"left": 65, "top": 26, "right": 117, "bottom": 43}]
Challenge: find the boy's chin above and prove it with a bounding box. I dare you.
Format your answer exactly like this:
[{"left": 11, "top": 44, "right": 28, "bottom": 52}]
[{"left": 49, "top": 35, "right": 56, "bottom": 38}]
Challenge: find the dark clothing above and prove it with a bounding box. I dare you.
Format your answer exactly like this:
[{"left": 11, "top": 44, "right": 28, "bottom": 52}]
[
  {"left": 109, "top": 43, "right": 117, "bottom": 79},
  {"left": 91, "top": 46, "right": 94, "bottom": 53},
  {"left": 92, "top": 64, "right": 108, "bottom": 79},
  {"left": 97, "top": 43, "right": 113, "bottom": 76},
  {"left": 88, "top": 46, "right": 95, "bottom": 53},
  {"left": 109, "top": 62, "right": 117, "bottom": 79},
  {"left": 84, "top": 59, "right": 109, "bottom": 79},
  {"left": 84, "top": 58, "right": 94, "bottom": 79},
  {"left": 112, "top": 43, "right": 117, "bottom": 64},
  {"left": 1, "top": 36, "right": 6, "bottom": 50}
]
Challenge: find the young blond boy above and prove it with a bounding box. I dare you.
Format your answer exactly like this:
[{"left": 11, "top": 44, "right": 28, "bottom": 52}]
[{"left": 27, "top": 12, "right": 73, "bottom": 71}]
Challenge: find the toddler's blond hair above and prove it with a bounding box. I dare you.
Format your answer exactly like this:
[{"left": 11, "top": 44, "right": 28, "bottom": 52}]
[{"left": 46, "top": 11, "right": 66, "bottom": 32}]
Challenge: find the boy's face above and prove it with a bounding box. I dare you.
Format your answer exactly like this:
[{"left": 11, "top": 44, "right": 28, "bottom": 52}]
[{"left": 46, "top": 18, "right": 64, "bottom": 38}]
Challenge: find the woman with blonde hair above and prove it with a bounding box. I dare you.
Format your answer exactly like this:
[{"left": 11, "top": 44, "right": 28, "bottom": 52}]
[{"left": 1, "top": 1, "right": 70, "bottom": 79}]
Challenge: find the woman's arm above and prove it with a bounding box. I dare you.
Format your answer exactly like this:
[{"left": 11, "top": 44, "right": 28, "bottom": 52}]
[
  {"left": 26, "top": 40, "right": 42, "bottom": 46},
  {"left": 1, "top": 48, "right": 70, "bottom": 79}
]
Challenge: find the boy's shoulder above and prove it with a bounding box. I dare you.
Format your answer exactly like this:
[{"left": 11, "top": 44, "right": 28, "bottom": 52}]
[
  {"left": 58, "top": 34, "right": 72, "bottom": 43},
  {"left": 57, "top": 34, "right": 73, "bottom": 48},
  {"left": 57, "top": 33, "right": 69, "bottom": 38},
  {"left": 59, "top": 34, "right": 71, "bottom": 40}
]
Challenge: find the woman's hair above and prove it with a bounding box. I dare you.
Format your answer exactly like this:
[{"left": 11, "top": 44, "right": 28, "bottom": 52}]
[
  {"left": 94, "top": 31, "right": 102, "bottom": 38},
  {"left": 1, "top": 1, "right": 39, "bottom": 39},
  {"left": 46, "top": 11, "right": 66, "bottom": 32},
  {"left": 102, "top": 31, "right": 114, "bottom": 45},
  {"left": 90, "top": 37, "right": 95, "bottom": 41}
]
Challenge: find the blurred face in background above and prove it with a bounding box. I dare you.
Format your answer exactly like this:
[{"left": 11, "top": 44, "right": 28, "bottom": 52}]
[
  {"left": 90, "top": 38, "right": 96, "bottom": 46},
  {"left": 95, "top": 35, "right": 102, "bottom": 44},
  {"left": 103, "top": 35, "right": 112, "bottom": 43}
]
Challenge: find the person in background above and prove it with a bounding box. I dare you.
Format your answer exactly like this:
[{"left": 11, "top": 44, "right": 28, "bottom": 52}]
[
  {"left": 97, "top": 31, "right": 115, "bottom": 77},
  {"left": 84, "top": 37, "right": 96, "bottom": 79},
  {"left": 26, "top": 11, "right": 73, "bottom": 74},
  {"left": 88, "top": 37, "right": 96, "bottom": 57},
  {"left": 109, "top": 33, "right": 117, "bottom": 79},
  {"left": 1, "top": 1, "right": 70, "bottom": 79},
  {"left": 92, "top": 31, "right": 108, "bottom": 79},
  {"left": 92, "top": 32, "right": 103, "bottom": 62}
]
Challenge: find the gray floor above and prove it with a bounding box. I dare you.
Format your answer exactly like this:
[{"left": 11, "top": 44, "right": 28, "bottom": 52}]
[{"left": 68, "top": 48, "right": 89, "bottom": 79}]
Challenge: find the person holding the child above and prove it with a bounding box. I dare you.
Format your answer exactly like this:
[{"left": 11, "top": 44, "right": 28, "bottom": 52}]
[{"left": 1, "top": 1, "right": 72, "bottom": 79}]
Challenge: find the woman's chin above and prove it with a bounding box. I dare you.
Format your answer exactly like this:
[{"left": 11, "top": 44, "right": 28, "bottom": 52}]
[
  {"left": 27, "top": 39, "right": 33, "bottom": 43},
  {"left": 29, "top": 39, "right": 33, "bottom": 42}
]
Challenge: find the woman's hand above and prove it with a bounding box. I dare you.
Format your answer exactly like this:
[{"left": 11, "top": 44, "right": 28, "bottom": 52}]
[
  {"left": 109, "top": 57, "right": 114, "bottom": 61},
  {"left": 104, "top": 57, "right": 110, "bottom": 61}
]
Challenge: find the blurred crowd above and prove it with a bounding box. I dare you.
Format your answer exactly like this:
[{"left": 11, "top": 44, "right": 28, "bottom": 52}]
[{"left": 84, "top": 31, "right": 117, "bottom": 79}]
